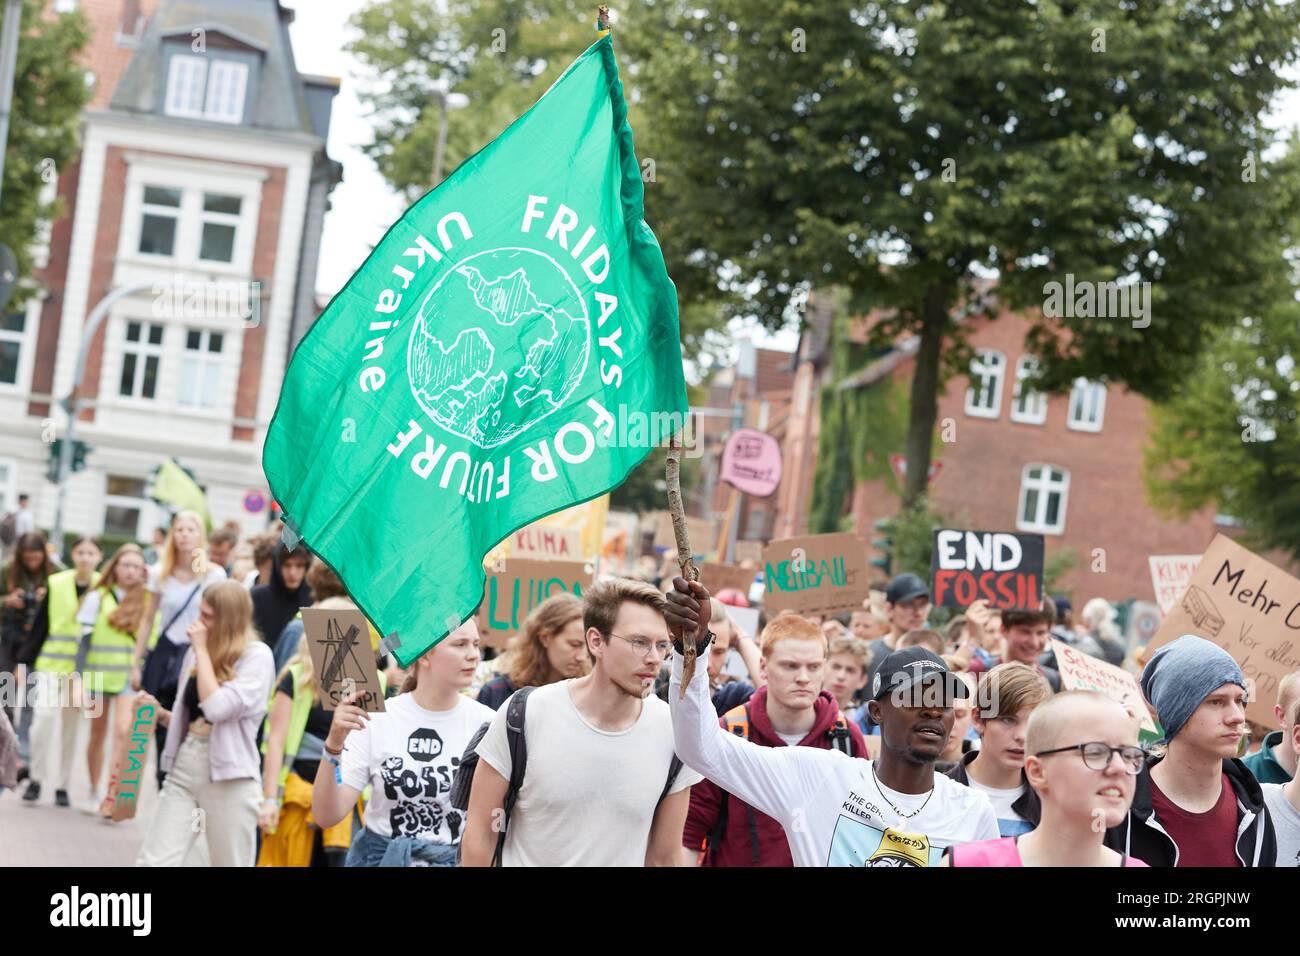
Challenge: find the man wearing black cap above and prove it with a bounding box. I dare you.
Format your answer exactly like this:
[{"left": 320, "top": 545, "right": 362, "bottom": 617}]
[
  {"left": 864, "top": 573, "right": 932, "bottom": 682},
  {"left": 664, "top": 578, "right": 999, "bottom": 866}
]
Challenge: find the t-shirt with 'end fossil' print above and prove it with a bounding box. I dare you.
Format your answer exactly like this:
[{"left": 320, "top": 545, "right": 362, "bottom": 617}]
[{"left": 341, "top": 692, "right": 494, "bottom": 844}]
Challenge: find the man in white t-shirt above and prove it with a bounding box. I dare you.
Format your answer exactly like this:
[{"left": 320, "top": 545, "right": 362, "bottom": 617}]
[
  {"left": 1262, "top": 697, "right": 1300, "bottom": 866},
  {"left": 462, "top": 578, "right": 702, "bottom": 866},
  {"left": 665, "top": 577, "right": 999, "bottom": 867}
]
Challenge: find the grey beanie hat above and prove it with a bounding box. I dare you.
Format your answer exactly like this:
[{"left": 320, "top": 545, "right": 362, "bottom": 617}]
[{"left": 1140, "top": 635, "right": 1246, "bottom": 743}]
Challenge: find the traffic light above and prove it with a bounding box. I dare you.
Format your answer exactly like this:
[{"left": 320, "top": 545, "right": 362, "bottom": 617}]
[
  {"left": 870, "top": 516, "right": 893, "bottom": 576},
  {"left": 46, "top": 439, "right": 92, "bottom": 483}
]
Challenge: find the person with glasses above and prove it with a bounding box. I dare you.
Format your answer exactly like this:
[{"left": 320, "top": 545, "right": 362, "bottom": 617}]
[
  {"left": 946, "top": 691, "right": 1148, "bottom": 866},
  {"left": 682, "top": 613, "right": 869, "bottom": 866},
  {"left": 664, "top": 578, "right": 999, "bottom": 867},
  {"left": 1103, "top": 635, "right": 1278, "bottom": 867},
  {"left": 462, "top": 578, "right": 702, "bottom": 866}
]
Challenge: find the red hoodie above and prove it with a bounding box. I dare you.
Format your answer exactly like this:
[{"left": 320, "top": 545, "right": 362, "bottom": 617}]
[{"left": 682, "top": 686, "right": 868, "bottom": 866}]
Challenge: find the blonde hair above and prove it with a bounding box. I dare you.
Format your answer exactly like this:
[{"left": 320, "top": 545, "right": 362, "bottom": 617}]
[
  {"left": 506, "top": 593, "right": 586, "bottom": 689},
  {"left": 94, "top": 543, "right": 149, "bottom": 635},
  {"left": 1026, "top": 690, "right": 1129, "bottom": 755},
  {"left": 158, "top": 510, "right": 208, "bottom": 582},
  {"left": 1277, "top": 670, "right": 1300, "bottom": 711},
  {"left": 898, "top": 629, "right": 944, "bottom": 654},
  {"left": 201, "top": 580, "right": 256, "bottom": 683},
  {"left": 976, "top": 661, "right": 1053, "bottom": 721},
  {"left": 760, "top": 612, "right": 827, "bottom": 659},
  {"left": 827, "top": 635, "right": 871, "bottom": 673}
]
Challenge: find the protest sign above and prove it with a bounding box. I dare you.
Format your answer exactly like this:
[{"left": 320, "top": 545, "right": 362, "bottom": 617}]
[
  {"left": 104, "top": 695, "right": 157, "bottom": 822},
  {"left": 719, "top": 428, "right": 782, "bottom": 497},
  {"left": 1148, "top": 554, "right": 1201, "bottom": 616},
  {"left": 734, "top": 540, "right": 764, "bottom": 565},
  {"left": 930, "top": 529, "right": 1045, "bottom": 611},
  {"left": 1146, "top": 534, "right": 1300, "bottom": 727},
  {"left": 302, "top": 607, "right": 387, "bottom": 713},
  {"left": 762, "top": 533, "right": 871, "bottom": 617},
  {"left": 1051, "top": 639, "right": 1159, "bottom": 736},
  {"left": 654, "top": 511, "right": 717, "bottom": 555},
  {"left": 700, "top": 562, "right": 758, "bottom": 600},
  {"left": 509, "top": 525, "right": 584, "bottom": 560},
  {"left": 478, "top": 559, "right": 596, "bottom": 650}
]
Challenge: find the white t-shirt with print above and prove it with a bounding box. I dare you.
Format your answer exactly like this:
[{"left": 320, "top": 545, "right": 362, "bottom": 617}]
[
  {"left": 476, "top": 679, "right": 703, "bottom": 866},
  {"left": 147, "top": 565, "right": 227, "bottom": 644},
  {"left": 965, "top": 777, "right": 1033, "bottom": 837},
  {"left": 341, "top": 692, "right": 493, "bottom": 844},
  {"left": 670, "top": 652, "right": 1000, "bottom": 866}
]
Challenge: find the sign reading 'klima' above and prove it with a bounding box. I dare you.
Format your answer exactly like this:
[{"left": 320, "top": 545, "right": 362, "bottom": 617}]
[{"left": 264, "top": 36, "right": 687, "bottom": 667}]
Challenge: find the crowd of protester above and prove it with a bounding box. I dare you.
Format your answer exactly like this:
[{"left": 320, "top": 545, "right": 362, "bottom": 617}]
[{"left": 1, "top": 510, "right": 1297, "bottom": 868}]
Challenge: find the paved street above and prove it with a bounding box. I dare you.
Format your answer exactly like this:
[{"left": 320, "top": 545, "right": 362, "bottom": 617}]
[{"left": 0, "top": 707, "right": 207, "bottom": 867}]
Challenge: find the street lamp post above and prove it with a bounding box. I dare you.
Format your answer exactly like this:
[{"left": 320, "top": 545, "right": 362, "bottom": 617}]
[
  {"left": 49, "top": 282, "right": 155, "bottom": 551},
  {"left": 431, "top": 83, "right": 470, "bottom": 186}
]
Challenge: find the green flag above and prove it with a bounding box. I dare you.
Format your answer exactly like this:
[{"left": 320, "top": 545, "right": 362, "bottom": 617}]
[
  {"left": 151, "top": 458, "right": 212, "bottom": 531},
  {"left": 263, "top": 36, "right": 687, "bottom": 667}
]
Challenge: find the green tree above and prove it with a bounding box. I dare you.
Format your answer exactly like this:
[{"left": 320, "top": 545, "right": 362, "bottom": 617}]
[
  {"left": 1143, "top": 249, "right": 1300, "bottom": 562},
  {"left": 0, "top": 1, "right": 90, "bottom": 309},
  {"left": 347, "top": 0, "right": 727, "bottom": 354},
  {"left": 627, "top": 0, "right": 1300, "bottom": 504}
]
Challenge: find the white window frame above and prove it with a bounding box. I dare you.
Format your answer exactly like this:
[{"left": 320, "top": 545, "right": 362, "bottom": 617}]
[
  {"left": 118, "top": 319, "right": 166, "bottom": 402},
  {"left": 0, "top": 299, "right": 39, "bottom": 394},
  {"left": 178, "top": 328, "right": 225, "bottom": 409},
  {"left": 1018, "top": 463, "right": 1070, "bottom": 535},
  {"left": 164, "top": 54, "right": 208, "bottom": 119},
  {"left": 204, "top": 60, "right": 249, "bottom": 124},
  {"left": 165, "top": 54, "right": 248, "bottom": 124},
  {"left": 0, "top": 457, "right": 17, "bottom": 515},
  {"left": 197, "top": 192, "right": 244, "bottom": 264},
  {"left": 964, "top": 349, "right": 1006, "bottom": 419},
  {"left": 136, "top": 184, "right": 183, "bottom": 258},
  {"left": 1067, "top": 377, "right": 1107, "bottom": 433},
  {"left": 1010, "top": 355, "right": 1048, "bottom": 425},
  {"left": 103, "top": 475, "right": 152, "bottom": 540},
  {"left": 121, "top": 165, "right": 260, "bottom": 275}
]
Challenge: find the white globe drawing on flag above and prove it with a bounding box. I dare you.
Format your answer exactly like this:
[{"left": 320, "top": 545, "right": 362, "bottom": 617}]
[{"left": 407, "top": 247, "right": 592, "bottom": 449}]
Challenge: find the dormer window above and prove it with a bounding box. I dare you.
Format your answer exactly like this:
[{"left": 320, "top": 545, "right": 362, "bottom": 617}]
[{"left": 164, "top": 54, "right": 248, "bottom": 123}]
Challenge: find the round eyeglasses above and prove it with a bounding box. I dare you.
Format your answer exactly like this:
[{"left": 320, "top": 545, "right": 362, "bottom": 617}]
[
  {"left": 1033, "top": 742, "right": 1146, "bottom": 774},
  {"left": 607, "top": 632, "right": 674, "bottom": 660}
]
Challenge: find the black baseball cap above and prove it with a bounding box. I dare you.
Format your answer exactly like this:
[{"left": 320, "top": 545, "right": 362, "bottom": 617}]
[
  {"left": 870, "top": 647, "right": 970, "bottom": 706},
  {"left": 886, "top": 572, "right": 929, "bottom": 605}
]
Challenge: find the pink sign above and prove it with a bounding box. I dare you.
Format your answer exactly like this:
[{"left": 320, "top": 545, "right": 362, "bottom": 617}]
[{"left": 720, "top": 428, "right": 782, "bottom": 497}]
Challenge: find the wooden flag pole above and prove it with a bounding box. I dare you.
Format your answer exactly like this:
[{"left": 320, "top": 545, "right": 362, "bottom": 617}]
[{"left": 666, "top": 432, "right": 701, "bottom": 696}]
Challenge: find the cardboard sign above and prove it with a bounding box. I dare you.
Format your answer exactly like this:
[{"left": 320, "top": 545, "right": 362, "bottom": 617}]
[
  {"left": 930, "top": 529, "right": 1045, "bottom": 610},
  {"left": 302, "top": 607, "right": 387, "bottom": 713},
  {"left": 653, "top": 511, "right": 718, "bottom": 555},
  {"left": 700, "top": 562, "right": 758, "bottom": 601},
  {"left": 510, "top": 526, "right": 583, "bottom": 560},
  {"left": 720, "top": 428, "right": 782, "bottom": 497},
  {"left": 477, "top": 559, "right": 595, "bottom": 650},
  {"left": 1146, "top": 534, "right": 1300, "bottom": 727},
  {"left": 1148, "top": 554, "right": 1202, "bottom": 616},
  {"left": 734, "top": 540, "right": 764, "bottom": 566},
  {"left": 104, "top": 695, "right": 157, "bottom": 822},
  {"left": 863, "top": 735, "right": 881, "bottom": 760},
  {"left": 762, "top": 533, "right": 871, "bottom": 617},
  {"left": 1051, "top": 639, "right": 1159, "bottom": 736}
]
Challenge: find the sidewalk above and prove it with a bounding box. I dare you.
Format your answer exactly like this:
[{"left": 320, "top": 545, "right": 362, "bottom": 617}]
[{"left": 0, "top": 704, "right": 208, "bottom": 866}]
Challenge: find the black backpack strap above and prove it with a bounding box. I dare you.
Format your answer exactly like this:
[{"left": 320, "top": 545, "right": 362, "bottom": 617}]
[
  {"left": 492, "top": 685, "right": 534, "bottom": 867},
  {"left": 829, "top": 713, "right": 853, "bottom": 756},
  {"left": 659, "top": 754, "right": 684, "bottom": 805}
]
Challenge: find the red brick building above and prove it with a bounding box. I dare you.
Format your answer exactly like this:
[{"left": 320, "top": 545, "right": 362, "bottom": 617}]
[
  {"left": 0, "top": 0, "right": 338, "bottom": 538},
  {"left": 836, "top": 305, "right": 1222, "bottom": 604}
]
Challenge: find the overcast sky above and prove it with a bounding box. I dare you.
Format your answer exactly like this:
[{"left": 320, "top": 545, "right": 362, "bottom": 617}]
[{"left": 288, "top": 2, "right": 1300, "bottom": 360}]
